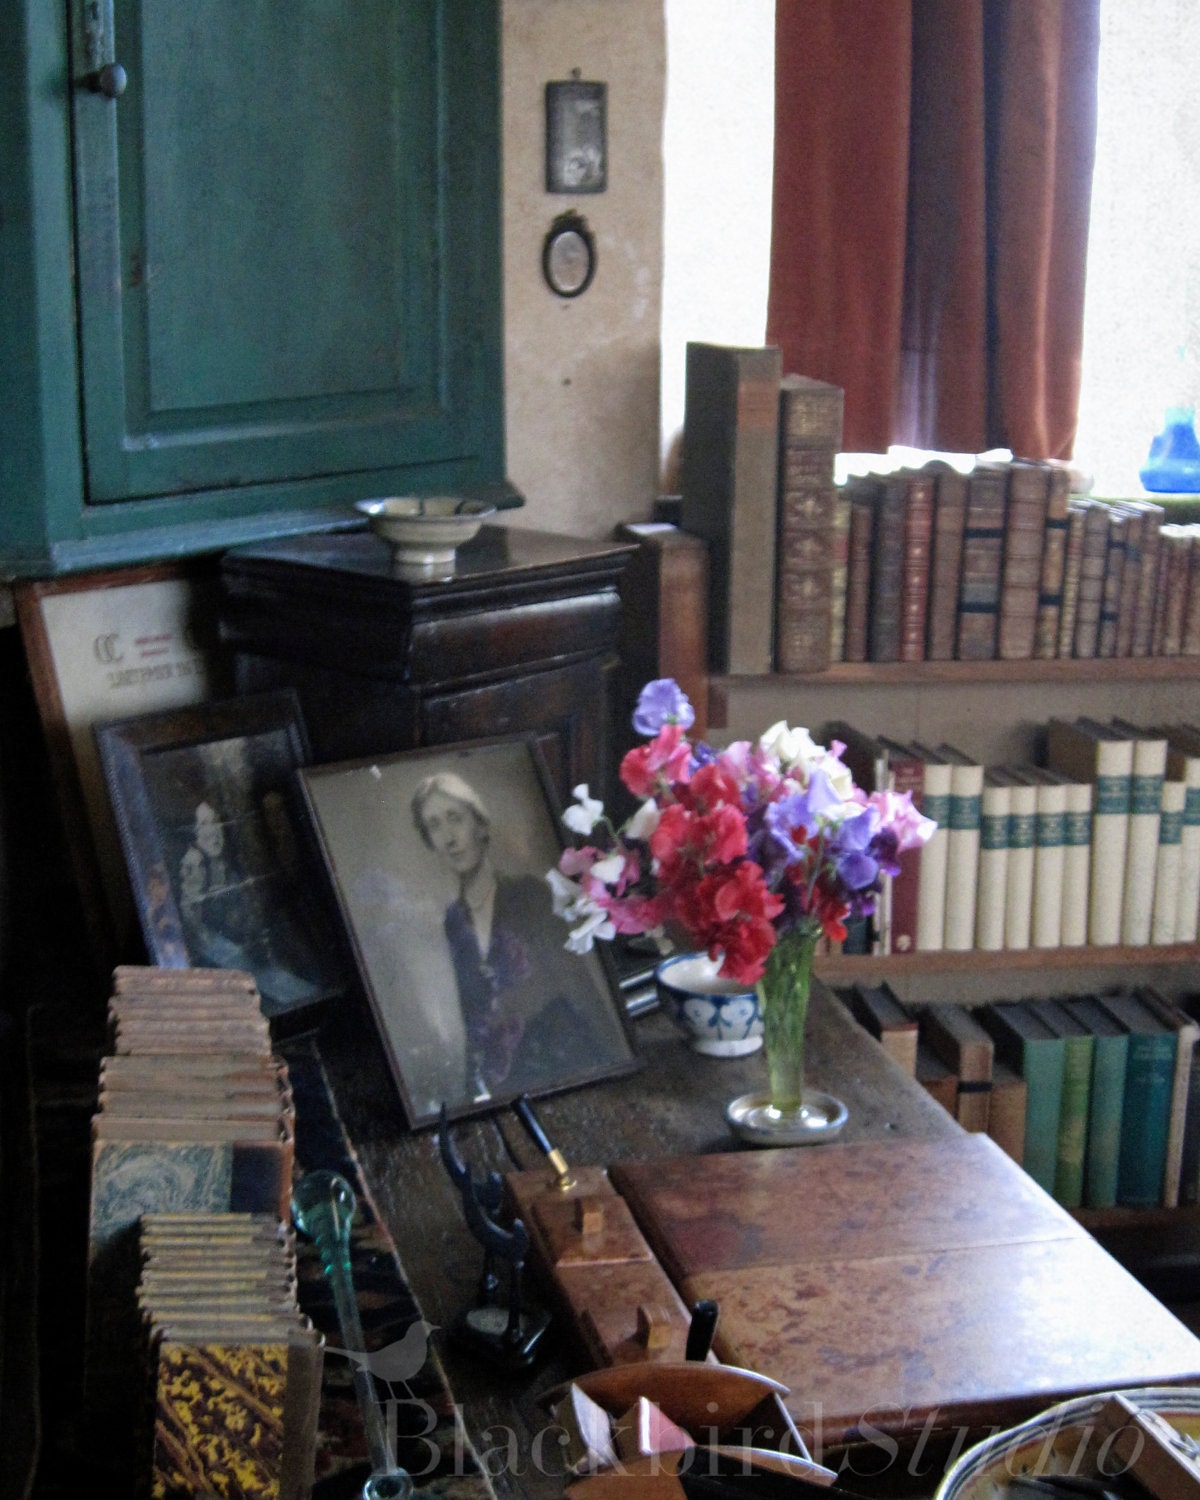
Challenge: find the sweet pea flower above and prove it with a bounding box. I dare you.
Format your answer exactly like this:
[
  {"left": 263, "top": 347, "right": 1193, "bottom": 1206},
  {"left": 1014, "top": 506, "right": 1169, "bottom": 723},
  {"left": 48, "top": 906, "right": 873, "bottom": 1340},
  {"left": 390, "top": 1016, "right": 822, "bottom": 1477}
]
[
  {"left": 632, "top": 678, "right": 695, "bottom": 735},
  {"left": 625, "top": 798, "right": 661, "bottom": 842},
  {"left": 562, "top": 783, "right": 605, "bottom": 836},
  {"left": 758, "top": 720, "right": 824, "bottom": 774}
]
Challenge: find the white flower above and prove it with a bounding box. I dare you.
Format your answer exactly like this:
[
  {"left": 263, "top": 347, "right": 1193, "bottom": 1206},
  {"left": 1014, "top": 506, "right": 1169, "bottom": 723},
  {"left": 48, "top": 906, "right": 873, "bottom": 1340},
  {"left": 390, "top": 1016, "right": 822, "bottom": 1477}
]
[
  {"left": 546, "top": 866, "right": 582, "bottom": 915},
  {"left": 817, "top": 750, "right": 856, "bottom": 801},
  {"left": 758, "top": 720, "right": 824, "bottom": 772},
  {"left": 590, "top": 851, "right": 626, "bottom": 886},
  {"left": 565, "top": 908, "right": 616, "bottom": 954},
  {"left": 626, "top": 797, "right": 661, "bottom": 842},
  {"left": 562, "top": 783, "right": 605, "bottom": 835}
]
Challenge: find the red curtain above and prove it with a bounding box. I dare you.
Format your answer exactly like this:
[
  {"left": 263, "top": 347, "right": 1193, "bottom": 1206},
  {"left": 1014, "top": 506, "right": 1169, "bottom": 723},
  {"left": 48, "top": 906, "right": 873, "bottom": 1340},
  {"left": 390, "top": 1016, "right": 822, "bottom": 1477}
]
[{"left": 767, "top": 0, "right": 1100, "bottom": 459}]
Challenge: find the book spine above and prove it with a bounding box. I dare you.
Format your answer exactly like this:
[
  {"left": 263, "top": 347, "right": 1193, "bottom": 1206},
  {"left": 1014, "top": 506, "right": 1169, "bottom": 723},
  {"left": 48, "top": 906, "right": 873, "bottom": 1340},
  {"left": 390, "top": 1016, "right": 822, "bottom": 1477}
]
[
  {"left": 774, "top": 417, "right": 837, "bottom": 673},
  {"left": 1163, "top": 1016, "right": 1197, "bottom": 1209},
  {"left": 925, "top": 470, "right": 967, "bottom": 661},
  {"left": 986, "top": 1064, "right": 1027, "bottom": 1166},
  {"left": 1021, "top": 1036, "right": 1067, "bottom": 1196},
  {"left": 1003, "top": 781, "right": 1037, "bottom": 951},
  {"left": 1161, "top": 527, "right": 1195, "bottom": 657},
  {"left": 1073, "top": 503, "right": 1111, "bottom": 659},
  {"left": 1178, "top": 767, "right": 1200, "bottom": 941},
  {"left": 1114, "top": 509, "right": 1145, "bottom": 657},
  {"left": 1031, "top": 780, "right": 1067, "bottom": 949},
  {"left": 886, "top": 755, "right": 924, "bottom": 955},
  {"left": 1151, "top": 778, "right": 1186, "bottom": 944},
  {"left": 1057, "top": 501, "right": 1089, "bottom": 658},
  {"left": 997, "top": 462, "right": 1048, "bottom": 661},
  {"left": 943, "top": 763, "right": 983, "bottom": 951},
  {"left": 898, "top": 475, "right": 934, "bottom": 662},
  {"left": 1183, "top": 526, "right": 1200, "bottom": 657},
  {"left": 955, "top": 467, "right": 1007, "bottom": 661},
  {"left": 1132, "top": 504, "right": 1166, "bottom": 656},
  {"left": 1117, "top": 1033, "right": 1177, "bottom": 1206},
  {"left": 914, "top": 763, "right": 952, "bottom": 951},
  {"left": 1055, "top": 1031, "right": 1093, "bottom": 1209},
  {"left": 974, "top": 780, "right": 1011, "bottom": 952},
  {"left": 1034, "top": 466, "right": 1071, "bottom": 659},
  {"left": 828, "top": 489, "right": 852, "bottom": 663},
  {"left": 1121, "top": 739, "right": 1165, "bottom": 946},
  {"left": 1084, "top": 1031, "right": 1128, "bottom": 1211},
  {"left": 868, "top": 477, "right": 908, "bottom": 663},
  {"left": 1090, "top": 741, "right": 1132, "bottom": 947},
  {"left": 1096, "top": 511, "right": 1127, "bottom": 659},
  {"left": 842, "top": 480, "right": 877, "bottom": 663},
  {"left": 1150, "top": 525, "right": 1174, "bottom": 656},
  {"left": 1060, "top": 780, "right": 1093, "bottom": 947},
  {"left": 680, "top": 343, "right": 783, "bottom": 675}
]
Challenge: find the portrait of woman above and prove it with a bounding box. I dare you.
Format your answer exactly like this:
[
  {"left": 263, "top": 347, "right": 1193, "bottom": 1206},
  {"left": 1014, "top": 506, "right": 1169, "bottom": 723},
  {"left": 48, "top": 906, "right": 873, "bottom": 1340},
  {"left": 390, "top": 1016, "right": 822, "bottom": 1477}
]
[{"left": 300, "top": 738, "right": 638, "bottom": 1125}]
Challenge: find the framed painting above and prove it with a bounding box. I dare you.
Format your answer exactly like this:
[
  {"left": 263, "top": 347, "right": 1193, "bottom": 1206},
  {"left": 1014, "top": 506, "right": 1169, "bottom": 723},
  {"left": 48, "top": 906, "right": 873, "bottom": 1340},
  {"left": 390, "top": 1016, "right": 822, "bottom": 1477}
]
[
  {"left": 95, "top": 689, "right": 346, "bottom": 1021},
  {"left": 14, "top": 560, "right": 233, "bottom": 964},
  {"left": 298, "top": 736, "right": 640, "bottom": 1127}
]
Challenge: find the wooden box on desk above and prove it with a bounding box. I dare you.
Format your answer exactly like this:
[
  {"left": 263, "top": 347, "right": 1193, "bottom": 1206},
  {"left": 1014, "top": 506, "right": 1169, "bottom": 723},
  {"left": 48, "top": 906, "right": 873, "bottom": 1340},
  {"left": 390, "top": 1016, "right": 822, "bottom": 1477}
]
[{"left": 219, "top": 525, "right": 636, "bottom": 803}]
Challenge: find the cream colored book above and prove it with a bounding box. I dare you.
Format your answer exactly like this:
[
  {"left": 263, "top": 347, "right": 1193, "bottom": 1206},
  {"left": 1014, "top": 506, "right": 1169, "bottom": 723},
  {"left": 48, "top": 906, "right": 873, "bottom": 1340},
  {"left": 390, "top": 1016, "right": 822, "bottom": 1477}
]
[
  {"left": 974, "top": 772, "right": 1011, "bottom": 952},
  {"left": 1112, "top": 720, "right": 1168, "bottom": 947},
  {"left": 1046, "top": 718, "right": 1132, "bottom": 947},
  {"left": 1151, "top": 777, "right": 1187, "bottom": 945},
  {"left": 912, "top": 745, "right": 952, "bottom": 952},
  {"left": 1163, "top": 726, "right": 1200, "bottom": 941},
  {"left": 1060, "top": 777, "right": 1094, "bottom": 948},
  {"left": 937, "top": 745, "right": 983, "bottom": 952},
  {"left": 1002, "top": 772, "right": 1037, "bottom": 951},
  {"left": 1025, "top": 768, "right": 1069, "bottom": 950}
]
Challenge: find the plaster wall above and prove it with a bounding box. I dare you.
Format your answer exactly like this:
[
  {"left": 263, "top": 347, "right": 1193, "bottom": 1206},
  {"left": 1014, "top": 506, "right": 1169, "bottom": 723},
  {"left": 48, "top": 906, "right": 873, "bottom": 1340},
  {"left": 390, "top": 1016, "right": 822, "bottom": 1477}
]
[{"left": 501, "top": 0, "right": 666, "bottom": 539}]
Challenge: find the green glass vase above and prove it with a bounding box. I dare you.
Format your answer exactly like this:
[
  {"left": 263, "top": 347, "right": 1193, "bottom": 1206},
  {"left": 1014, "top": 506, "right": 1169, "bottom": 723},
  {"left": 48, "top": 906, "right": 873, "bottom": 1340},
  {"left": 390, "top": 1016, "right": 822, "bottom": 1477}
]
[{"left": 759, "top": 927, "right": 816, "bottom": 1118}]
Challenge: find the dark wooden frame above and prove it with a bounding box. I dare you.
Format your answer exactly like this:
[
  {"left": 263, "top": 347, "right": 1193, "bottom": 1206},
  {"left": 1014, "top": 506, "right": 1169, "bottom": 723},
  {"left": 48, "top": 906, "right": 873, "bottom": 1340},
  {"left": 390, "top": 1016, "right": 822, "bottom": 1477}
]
[
  {"left": 13, "top": 559, "right": 233, "bottom": 968},
  {"left": 298, "top": 734, "right": 639, "bottom": 1128},
  {"left": 95, "top": 688, "right": 346, "bottom": 1021}
]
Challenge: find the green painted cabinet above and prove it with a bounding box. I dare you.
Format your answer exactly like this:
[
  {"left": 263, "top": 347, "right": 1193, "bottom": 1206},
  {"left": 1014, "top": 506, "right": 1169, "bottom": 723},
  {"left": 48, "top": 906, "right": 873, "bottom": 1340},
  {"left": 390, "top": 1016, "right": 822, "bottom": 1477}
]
[{"left": 0, "top": 0, "right": 506, "bottom": 577}]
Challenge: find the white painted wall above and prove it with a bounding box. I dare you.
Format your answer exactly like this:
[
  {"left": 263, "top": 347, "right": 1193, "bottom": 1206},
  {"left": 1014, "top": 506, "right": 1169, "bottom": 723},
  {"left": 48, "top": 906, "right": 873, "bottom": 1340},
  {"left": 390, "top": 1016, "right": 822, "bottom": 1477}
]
[
  {"left": 659, "top": 0, "right": 776, "bottom": 475},
  {"left": 502, "top": 1, "right": 666, "bottom": 538}
]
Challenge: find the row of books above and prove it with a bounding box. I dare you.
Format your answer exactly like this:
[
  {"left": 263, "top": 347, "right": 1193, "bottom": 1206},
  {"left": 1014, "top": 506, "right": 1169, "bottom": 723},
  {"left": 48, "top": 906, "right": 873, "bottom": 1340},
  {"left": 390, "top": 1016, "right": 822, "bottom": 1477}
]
[
  {"left": 835, "top": 717, "right": 1200, "bottom": 955},
  {"left": 838, "top": 459, "right": 1200, "bottom": 668},
  {"left": 84, "top": 965, "right": 305, "bottom": 1493},
  {"left": 842, "top": 984, "right": 1200, "bottom": 1212}
]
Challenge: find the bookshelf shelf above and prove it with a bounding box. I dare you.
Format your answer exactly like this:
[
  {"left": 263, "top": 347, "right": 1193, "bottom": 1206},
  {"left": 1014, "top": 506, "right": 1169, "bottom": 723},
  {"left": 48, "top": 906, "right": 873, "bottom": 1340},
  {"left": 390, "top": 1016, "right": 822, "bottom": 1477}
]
[
  {"left": 815, "top": 942, "right": 1200, "bottom": 983},
  {"left": 712, "top": 655, "right": 1200, "bottom": 695}
]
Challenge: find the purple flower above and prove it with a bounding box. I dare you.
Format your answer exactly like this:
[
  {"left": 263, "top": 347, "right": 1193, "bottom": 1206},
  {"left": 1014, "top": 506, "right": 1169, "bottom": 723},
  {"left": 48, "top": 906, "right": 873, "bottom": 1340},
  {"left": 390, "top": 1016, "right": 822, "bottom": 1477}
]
[{"left": 632, "top": 678, "right": 695, "bottom": 736}]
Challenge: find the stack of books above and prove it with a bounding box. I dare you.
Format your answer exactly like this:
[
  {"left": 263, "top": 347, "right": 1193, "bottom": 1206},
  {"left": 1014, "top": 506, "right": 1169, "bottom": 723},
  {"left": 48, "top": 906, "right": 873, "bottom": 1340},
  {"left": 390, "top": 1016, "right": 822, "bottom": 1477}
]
[
  {"left": 133, "top": 1212, "right": 322, "bottom": 1500},
  {"left": 831, "top": 719, "right": 1200, "bottom": 956},
  {"left": 840, "top": 986, "right": 1200, "bottom": 1213},
  {"left": 84, "top": 965, "right": 300, "bottom": 1491}
]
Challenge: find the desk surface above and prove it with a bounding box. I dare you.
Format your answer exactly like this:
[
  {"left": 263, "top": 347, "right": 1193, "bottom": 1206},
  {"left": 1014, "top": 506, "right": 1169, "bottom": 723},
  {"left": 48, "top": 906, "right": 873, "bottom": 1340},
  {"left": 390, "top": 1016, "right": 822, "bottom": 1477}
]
[{"left": 314, "top": 983, "right": 1200, "bottom": 1492}]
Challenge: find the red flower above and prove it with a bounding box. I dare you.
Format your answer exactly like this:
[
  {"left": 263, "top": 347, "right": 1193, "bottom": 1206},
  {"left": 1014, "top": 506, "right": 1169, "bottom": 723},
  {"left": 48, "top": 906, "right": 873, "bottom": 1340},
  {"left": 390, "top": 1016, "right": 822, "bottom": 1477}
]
[
  {"left": 672, "top": 862, "right": 784, "bottom": 985},
  {"left": 620, "top": 723, "right": 693, "bottom": 798}
]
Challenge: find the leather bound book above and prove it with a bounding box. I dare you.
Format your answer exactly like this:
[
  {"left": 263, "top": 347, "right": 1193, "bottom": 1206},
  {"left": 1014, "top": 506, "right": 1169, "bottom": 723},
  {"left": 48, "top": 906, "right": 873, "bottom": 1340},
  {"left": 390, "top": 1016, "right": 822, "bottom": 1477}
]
[
  {"left": 680, "top": 342, "right": 783, "bottom": 675},
  {"left": 842, "top": 475, "right": 880, "bottom": 663},
  {"left": 923, "top": 461, "right": 968, "bottom": 661},
  {"left": 774, "top": 436, "right": 837, "bottom": 673},
  {"left": 922, "top": 1004, "right": 994, "bottom": 1134},
  {"left": 1132, "top": 500, "right": 1167, "bottom": 656},
  {"left": 1161, "top": 525, "right": 1196, "bottom": 657},
  {"left": 777, "top": 371, "right": 844, "bottom": 448},
  {"left": 1182, "top": 525, "right": 1200, "bottom": 657},
  {"left": 1073, "top": 499, "right": 1112, "bottom": 659},
  {"left": 956, "top": 463, "right": 1008, "bottom": 660},
  {"left": 1057, "top": 499, "right": 1090, "bottom": 657},
  {"left": 898, "top": 471, "right": 935, "bottom": 662},
  {"left": 1097, "top": 509, "right": 1128, "bottom": 658},
  {"left": 828, "top": 487, "right": 852, "bottom": 663},
  {"left": 997, "top": 460, "right": 1049, "bottom": 661},
  {"left": 1112, "top": 503, "right": 1146, "bottom": 657},
  {"left": 868, "top": 473, "right": 908, "bottom": 662},
  {"left": 877, "top": 737, "right": 924, "bottom": 953},
  {"left": 1034, "top": 464, "right": 1072, "bottom": 658}
]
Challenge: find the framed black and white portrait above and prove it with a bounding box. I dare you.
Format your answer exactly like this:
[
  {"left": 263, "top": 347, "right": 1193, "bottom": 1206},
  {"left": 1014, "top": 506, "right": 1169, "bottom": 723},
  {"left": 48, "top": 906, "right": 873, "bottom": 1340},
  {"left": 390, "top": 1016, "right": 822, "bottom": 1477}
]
[
  {"left": 96, "top": 689, "right": 346, "bottom": 1022},
  {"left": 299, "top": 736, "right": 639, "bottom": 1127}
]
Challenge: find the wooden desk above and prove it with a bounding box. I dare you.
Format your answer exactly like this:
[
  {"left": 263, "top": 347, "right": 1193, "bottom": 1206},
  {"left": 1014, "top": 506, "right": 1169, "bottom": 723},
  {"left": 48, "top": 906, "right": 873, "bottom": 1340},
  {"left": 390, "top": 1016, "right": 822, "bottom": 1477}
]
[{"left": 313, "top": 983, "right": 1200, "bottom": 1491}]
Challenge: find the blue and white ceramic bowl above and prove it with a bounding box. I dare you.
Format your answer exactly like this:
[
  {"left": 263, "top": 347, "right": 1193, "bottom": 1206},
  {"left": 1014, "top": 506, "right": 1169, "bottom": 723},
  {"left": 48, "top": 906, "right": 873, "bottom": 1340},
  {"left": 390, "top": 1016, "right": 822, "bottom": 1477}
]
[{"left": 656, "top": 953, "right": 764, "bottom": 1057}]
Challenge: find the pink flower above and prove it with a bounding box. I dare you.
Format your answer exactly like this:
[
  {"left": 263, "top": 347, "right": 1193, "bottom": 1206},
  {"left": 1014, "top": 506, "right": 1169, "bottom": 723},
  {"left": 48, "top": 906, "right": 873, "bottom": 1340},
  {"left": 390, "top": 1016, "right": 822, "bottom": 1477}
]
[{"left": 865, "top": 789, "right": 937, "bottom": 852}]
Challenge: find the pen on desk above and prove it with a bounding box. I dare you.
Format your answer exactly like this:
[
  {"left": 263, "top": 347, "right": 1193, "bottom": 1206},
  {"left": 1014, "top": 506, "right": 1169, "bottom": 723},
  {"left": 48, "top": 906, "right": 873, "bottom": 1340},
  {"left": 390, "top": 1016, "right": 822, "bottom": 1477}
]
[{"left": 513, "top": 1093, "right": 576, "bottom": 1190}]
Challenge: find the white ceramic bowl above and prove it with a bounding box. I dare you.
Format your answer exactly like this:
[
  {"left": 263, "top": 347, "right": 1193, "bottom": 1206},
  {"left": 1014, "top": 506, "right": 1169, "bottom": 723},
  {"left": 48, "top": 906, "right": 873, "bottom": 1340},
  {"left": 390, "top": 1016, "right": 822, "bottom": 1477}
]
[
  {"left": 355, "top": 496, "right": 496, "bottom": 567},
  {"left": 656, "top": 952, "right": 763, "bottom": 1057}
]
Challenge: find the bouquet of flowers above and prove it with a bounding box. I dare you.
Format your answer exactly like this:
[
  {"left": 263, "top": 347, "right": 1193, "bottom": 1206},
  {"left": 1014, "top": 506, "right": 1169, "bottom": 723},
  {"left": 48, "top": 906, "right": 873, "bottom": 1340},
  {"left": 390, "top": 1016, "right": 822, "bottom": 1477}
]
[{"left": 547, "top": 678, "right": 936, "bottom": 987}]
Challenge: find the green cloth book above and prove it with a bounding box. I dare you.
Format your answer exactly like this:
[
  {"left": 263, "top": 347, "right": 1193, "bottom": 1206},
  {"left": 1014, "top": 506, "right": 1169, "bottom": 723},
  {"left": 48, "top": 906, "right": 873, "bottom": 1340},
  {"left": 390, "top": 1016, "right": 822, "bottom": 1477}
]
[
  {"left": 1061, "top": 995, "right": 1129, "bottom": 1210},
  {"left": 979, "top": 1001, "right": 1065, "bottom": 1195},
  {"left": 1098, "top": 989, "right": 1177, "bottom": 1206},
  {"left": 1032, "top": 999, "right": 1094, "bottom": 1209}
]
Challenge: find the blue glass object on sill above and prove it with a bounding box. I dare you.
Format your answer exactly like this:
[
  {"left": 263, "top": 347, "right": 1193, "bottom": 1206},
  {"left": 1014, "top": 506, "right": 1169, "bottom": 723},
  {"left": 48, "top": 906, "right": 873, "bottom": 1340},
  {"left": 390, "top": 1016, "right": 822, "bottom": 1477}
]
[{"left": 1141, "top": 405, "right": 1200, "bottom": 492}]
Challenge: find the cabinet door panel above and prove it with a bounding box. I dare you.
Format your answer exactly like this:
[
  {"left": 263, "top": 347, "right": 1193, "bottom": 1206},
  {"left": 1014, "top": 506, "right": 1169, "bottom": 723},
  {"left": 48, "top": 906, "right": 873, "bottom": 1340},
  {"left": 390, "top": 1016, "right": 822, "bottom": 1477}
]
[{"left": 71, "top": 0, "right": 491, "bottom": 503}]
